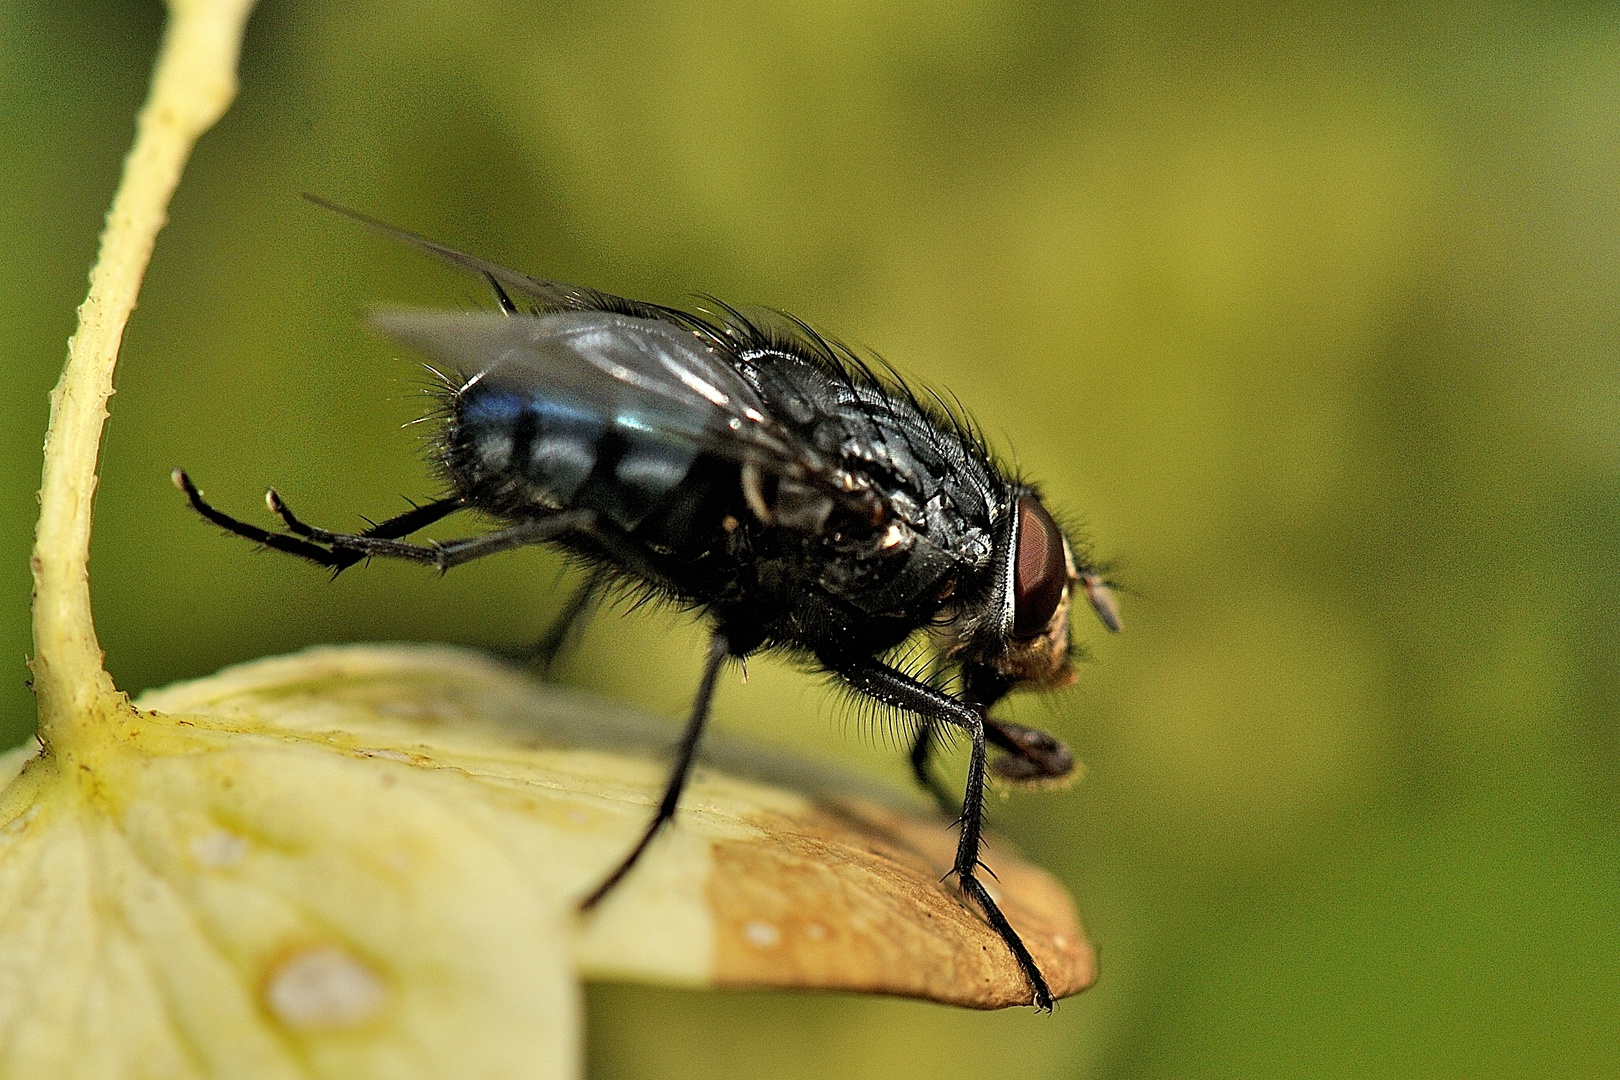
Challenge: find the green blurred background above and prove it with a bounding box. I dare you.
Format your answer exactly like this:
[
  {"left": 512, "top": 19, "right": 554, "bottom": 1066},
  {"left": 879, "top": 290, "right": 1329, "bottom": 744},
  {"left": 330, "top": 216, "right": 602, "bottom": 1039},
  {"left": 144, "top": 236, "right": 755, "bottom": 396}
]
[{"left": 4, "top": 0, "right": 1618, "bottom": 1075}]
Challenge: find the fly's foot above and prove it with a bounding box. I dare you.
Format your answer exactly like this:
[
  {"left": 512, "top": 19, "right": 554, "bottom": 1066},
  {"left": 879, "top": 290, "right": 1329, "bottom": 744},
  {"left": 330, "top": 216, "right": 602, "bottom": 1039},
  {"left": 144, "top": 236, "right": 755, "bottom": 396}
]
[{"left": 958, "top": 872, "right": 1055, "bottom": 1011}]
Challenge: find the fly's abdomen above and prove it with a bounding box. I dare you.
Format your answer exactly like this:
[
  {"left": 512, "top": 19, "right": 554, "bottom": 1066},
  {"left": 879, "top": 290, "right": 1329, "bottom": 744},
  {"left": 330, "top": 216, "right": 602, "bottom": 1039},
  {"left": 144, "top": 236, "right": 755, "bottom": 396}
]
[{"left": 446, "top": 383, "right": 701, "bottom": 531}]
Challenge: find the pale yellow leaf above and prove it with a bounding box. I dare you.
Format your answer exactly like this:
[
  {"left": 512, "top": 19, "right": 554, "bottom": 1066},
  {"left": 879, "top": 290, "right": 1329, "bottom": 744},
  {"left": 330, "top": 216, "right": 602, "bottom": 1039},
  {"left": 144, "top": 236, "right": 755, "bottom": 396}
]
[{"left": 0, "top": 643, "right": 1093, "bottom": 1076}]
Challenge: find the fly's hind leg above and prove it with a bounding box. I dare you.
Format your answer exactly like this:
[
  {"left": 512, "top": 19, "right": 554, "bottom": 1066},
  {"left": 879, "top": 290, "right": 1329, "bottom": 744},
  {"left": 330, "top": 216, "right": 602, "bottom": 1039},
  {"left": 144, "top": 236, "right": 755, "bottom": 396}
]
[
  {"left": 177, "top": 470, "right": 592, "bottom": 572},
  {"left": 266, "top": 488, "right": 467, "bottom": 571},
  {"left": 526, "top": 574, "right": 602, "bottom": 674},
  {"left": 174, "top": 469, "right": 463, "bottom": 570}
]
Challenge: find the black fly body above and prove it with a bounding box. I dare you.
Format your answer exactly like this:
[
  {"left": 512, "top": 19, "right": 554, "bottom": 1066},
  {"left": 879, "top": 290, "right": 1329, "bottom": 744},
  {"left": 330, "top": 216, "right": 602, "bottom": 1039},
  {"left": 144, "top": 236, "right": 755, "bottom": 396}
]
[{"left": 175, "top": 197, "right": 1123, "bottom": 1010}]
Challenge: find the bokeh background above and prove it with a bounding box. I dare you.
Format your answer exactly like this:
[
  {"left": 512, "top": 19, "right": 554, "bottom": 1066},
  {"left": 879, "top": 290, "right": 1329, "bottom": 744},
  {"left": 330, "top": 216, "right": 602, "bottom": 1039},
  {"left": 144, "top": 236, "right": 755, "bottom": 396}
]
[{"left": 4, "top": 1, "right": 1618, "bottom": 1076}]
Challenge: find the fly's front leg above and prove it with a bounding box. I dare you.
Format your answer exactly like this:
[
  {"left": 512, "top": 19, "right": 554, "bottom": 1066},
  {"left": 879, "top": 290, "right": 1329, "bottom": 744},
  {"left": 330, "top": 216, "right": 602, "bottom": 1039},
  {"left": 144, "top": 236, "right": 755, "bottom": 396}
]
[
  {"left": 831, "top": 655, "right": 1056, "bottom": 1011},
  {"left": 986, "top": 718, "right": 1076, "bottom": 785},
  {"left": 964, "top": 666, "right": 1076, "bottom": 785},
  {"left": 908, "top": 720, "right": 960, "bottom": 817}
]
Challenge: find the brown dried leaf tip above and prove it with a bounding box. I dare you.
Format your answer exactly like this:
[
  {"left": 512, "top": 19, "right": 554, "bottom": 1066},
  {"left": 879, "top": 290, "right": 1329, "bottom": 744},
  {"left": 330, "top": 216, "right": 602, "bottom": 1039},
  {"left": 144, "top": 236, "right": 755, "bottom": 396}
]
[
  {"left": 134, "top": 643, "right": 1095, "bottom": 1010},
  {"left": 711, "top": 799, "right": 1095, "bottom": 1007}
]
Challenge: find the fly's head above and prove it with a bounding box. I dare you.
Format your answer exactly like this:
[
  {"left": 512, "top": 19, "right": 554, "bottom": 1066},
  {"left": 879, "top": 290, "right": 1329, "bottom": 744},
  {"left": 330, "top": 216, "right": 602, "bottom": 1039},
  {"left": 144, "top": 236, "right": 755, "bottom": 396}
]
[{"left": 939, "top": 490, "right": 1121, "bottom": 705}]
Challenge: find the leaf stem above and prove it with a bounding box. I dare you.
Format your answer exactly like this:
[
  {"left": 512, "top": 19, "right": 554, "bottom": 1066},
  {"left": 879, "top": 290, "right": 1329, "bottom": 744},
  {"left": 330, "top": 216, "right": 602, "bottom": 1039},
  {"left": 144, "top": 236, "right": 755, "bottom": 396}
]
[{"left": 31, "top": 0, "right": 257, "bottom": 743}]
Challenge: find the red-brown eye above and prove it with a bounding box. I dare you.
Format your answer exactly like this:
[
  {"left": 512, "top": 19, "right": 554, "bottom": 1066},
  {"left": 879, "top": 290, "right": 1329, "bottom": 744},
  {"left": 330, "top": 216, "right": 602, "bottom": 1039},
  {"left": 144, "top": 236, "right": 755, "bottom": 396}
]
[{"left": 1012, "top": 495, "right": 1067, "bottom": 638}]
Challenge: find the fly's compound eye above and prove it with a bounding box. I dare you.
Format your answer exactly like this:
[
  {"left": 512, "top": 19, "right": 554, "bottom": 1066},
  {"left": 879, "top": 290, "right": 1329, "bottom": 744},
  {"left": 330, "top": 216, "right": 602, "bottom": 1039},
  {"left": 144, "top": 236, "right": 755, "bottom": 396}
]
[{"left": 1012, "top": 495, "right": 1067, "bottom": 638}]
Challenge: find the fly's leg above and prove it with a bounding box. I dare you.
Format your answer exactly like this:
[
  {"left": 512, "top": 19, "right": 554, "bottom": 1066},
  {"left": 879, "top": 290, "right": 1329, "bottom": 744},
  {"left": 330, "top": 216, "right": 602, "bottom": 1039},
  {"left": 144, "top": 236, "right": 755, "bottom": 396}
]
[
  {"left": 960, "top": 666, "right": 1076, "bottom": 785},
  {"left": 178, "top": 470, "right": 592, "bottom": 571},
  {"left": 177, "top": 469, "right": 463, "bottom": 570},
  {"left": 267, "top": 481, "right": 675, "bottom": 637},
  {"left": 579, "top": 630, "right": 731, "bottom": 912},
  {"left": 833, "top": 656, "right": 1055, "bottom": 1011},
  {"left": 483, "top": 271, "right": 518, "bottom": 314},
  {"left": 274, "top": 500, "right": 592, "bottom": 570},
  {"left": 176, "top": 469, "right": 428, "bottom": 569},
  {"left": 909, "top": 720, "right": 961, "bottom": 817},
  {"left": 912, "top": 716, "right": 1075, "bottom": 809},
  {"left": 986, "top": 718, "right": 1075, "bottom": 785},
  {"left": 315, "top": 496, "right": 469, "bottom": 573},
  {"left": 527, "top": 574, "right": 602, "bottom": 674}
]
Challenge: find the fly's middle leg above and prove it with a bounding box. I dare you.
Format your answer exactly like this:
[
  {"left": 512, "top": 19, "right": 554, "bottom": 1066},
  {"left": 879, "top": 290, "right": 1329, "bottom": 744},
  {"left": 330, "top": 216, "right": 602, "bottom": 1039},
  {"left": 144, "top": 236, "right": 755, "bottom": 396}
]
[{"left": 579, "top": 629, "right": 731, "bottom": 912}]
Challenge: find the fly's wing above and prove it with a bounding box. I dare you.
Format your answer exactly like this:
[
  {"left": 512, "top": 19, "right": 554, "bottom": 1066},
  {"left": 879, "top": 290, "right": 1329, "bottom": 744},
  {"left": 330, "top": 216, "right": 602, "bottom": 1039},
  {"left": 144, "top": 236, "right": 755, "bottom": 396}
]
[
  {"left": 307, "top": 195, "right": 682, "bottom": 325},
  {"left": 314, "top": 196, "right": 892, "bottom": 531},
  {"left": 373, "top": 309, "right": 775, "bottom": 445},
  {"left": 371, "top": 309, "right": 885, "bottom": 530}
]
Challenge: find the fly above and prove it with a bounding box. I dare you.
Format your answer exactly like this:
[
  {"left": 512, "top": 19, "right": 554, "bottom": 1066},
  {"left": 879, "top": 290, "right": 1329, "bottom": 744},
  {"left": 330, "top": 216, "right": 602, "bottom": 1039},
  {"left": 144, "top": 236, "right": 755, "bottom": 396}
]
[{"left": 174, "top": 196, "right": 1123, "bottom": 1010}]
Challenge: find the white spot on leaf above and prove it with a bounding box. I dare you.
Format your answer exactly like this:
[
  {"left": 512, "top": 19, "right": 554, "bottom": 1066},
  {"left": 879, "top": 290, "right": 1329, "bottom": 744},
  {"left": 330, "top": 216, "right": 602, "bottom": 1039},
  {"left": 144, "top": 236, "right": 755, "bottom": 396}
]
[
  {"left": 743, "top": 920, "right": 781, "bottom": 949},
  {"left": 190, "top": 828, "right": 247, "bottom": 867},
  {"left": 265, "top": 945, "right": 387, "bottom": 1030}
]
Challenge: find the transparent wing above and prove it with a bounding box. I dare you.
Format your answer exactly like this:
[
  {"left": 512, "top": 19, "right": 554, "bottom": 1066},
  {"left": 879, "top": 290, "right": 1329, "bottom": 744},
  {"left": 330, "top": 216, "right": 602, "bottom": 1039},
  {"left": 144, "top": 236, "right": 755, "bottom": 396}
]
[
  {"left": 307, "top": 195, "right": 680, "bottom": 323},
  {"left": 371, "top": 310, "right": 885, "bottom": 531},
  {"left": 373, "top": 309, "right": 784, "bottom": 452},
  {"left": 314, "top": 196, "right": 892, "bottom": 530}
]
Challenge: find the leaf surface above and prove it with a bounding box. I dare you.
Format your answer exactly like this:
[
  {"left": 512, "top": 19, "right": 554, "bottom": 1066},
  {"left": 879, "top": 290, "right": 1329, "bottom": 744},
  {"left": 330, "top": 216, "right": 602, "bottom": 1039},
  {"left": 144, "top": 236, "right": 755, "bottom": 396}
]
[{"left": 0, "top": 644, "right": 1094, "bottom": 1077}]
